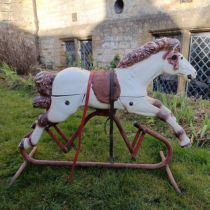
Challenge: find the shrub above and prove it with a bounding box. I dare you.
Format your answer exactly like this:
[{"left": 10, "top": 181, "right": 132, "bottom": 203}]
[
  {"left": 152, "top": 91, "right": 210, "bottom": 147},
  {"left": 109, "top": 54, "right": 121, "bottom": 69},
  {"left": 0, "top": 24, "right": 38, "bottom": 75},
  {"left": 0, "top": 63, "right": 35, "bottom": 94}
]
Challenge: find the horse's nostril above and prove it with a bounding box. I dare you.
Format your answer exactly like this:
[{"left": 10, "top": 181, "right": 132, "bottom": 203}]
[{"left": 187, "top": 75, "right": 192, "bottom": 80}]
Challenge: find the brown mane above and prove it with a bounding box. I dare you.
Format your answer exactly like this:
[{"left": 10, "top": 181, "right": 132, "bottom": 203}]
[{"left": 117, "top": 37, "right": 180, "bottom": 68}]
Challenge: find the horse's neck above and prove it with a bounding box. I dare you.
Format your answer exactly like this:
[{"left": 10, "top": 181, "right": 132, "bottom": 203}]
[{"left": 124, "top": 52, "right": 164, "bottom": 87}]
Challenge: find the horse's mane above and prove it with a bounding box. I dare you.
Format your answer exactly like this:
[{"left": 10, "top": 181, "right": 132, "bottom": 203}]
[{"left": 117, "top": 37, "right": 181, "bottom": 68}]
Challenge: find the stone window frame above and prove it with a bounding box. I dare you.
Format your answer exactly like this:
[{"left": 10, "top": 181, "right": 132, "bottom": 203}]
[
  {"left": 61, "top": 36, "right": 93, "bottom": 69},
  {"left": 62, "top": 38, "right": 80, "bottom": 67},
  {"left": 186, "top": 29, "right": 210, "bottom": 99},
  {"left": 64, "top": 39, "right": 77, "bottom": 67},
  {"left": 80, "top": 39, "right": 93, "bottom": 70}
]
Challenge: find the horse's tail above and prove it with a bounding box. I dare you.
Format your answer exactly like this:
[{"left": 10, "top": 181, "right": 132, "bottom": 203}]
[{"left": 32, "top": 71, "right": 56, "bottom": 109}]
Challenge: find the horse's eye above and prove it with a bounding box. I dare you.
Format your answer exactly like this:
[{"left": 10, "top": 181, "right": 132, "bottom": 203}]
[
  {"left": 180, "top": 56, "right": 183, "bottom": 60},
  {"left": 171, "top": 55, "right": 178, "bottom": 60}
]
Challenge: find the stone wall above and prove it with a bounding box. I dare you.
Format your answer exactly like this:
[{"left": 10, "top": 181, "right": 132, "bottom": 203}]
[
  {"left": 35, "top": 0, "right": 210, "bottom": 68},
  {"left": 10, "top": 0, "right": 36, "bottom": 33},
  {"left": 0, "top": 0, "right": 37, "bottom": 34},
  {"left": 36, "top": 0, "right": 106, "bottom": 37},
  {"left": 106, "top": 0, "right": 210, "bottom": 21},
  {"left": 93, "top": 0, "right": 210, "bottom": 66},
  {"left": 0, "top": 0, "right": 38, "bottom": 70},
  {"left": 0, "top": 0, "right": 11, "bottom": 22},
  {"left": 0, "top": 0, "right": 210, "bottom": 69},
  {"left": 39, "top": 37, "right": 66, "bottom": 69},
  {"left": 36, "top": 0, "right": 107, "bottom": 68}
]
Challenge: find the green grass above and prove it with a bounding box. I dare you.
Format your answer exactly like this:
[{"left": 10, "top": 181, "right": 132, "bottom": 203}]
[{"left": 0, "top": 84, "right": 210, "bottom": 210}]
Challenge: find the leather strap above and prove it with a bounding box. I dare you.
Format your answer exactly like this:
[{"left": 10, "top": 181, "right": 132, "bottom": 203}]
[
  {"left": 67, "top": 72, "right": 94, "bottom": 182},
  {"left": 109, "top": 70, "right": 115, "bottom": 162}
]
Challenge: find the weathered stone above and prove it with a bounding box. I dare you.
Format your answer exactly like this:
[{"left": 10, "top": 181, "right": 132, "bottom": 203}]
[{"left": 0, "top": 0, "right": 210, "bottom": 69}]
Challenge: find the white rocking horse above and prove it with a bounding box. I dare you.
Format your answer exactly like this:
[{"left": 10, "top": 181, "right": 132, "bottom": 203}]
[{"left": 20, "top": 37, "right": 197, "bottom": 150}]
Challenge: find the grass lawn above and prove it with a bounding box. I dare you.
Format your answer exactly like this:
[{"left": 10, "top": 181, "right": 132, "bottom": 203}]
[{"left": 0, "top": 84, "right": 210, "bottom": 210}]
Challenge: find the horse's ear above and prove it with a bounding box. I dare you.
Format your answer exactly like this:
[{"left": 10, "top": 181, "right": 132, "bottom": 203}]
[{"left": 172, "top": 43, "right": 180, "bottom": 52}]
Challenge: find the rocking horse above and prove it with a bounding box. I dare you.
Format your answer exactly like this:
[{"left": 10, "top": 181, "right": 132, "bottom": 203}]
[{"left": 11, "top": 38, "right": 197, "bottom": 193}]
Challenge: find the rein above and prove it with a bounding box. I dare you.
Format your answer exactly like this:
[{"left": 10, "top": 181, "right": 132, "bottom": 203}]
[
  {"left": 109, "top": 70, "right": 115, "bottom": 162},
  {"left": 67, "top": 70, "right": 117, "bottom": 181},
  {"left": 67, "top": 72, "right": 94, "bottom": 182}
]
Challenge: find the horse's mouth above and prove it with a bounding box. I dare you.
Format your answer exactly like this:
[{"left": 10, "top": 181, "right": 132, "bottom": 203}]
[
  {"left": 181, "top": 143, "right": 192, "bottom": 149},
  {"left": 179, "top": 73, "right": 194, "bottom": 81},
  {"left": 187, "top": 74, "right": 197, "bottom": 81},
  {"left": 187, "top": 74, "right": 193, "bottom": 81}
]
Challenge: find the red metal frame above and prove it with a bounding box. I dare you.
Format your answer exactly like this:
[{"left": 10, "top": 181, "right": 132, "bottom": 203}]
[
  {"left": 44, "top": 110, "right": 173, "bottom": 164},
  {"left": 11, "top": 109, "right": 181, "bottom": 193}
]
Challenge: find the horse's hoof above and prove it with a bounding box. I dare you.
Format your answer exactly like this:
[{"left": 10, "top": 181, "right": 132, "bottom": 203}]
[{"left": 181, "top": 143, "right": 192, "bottom": 148}]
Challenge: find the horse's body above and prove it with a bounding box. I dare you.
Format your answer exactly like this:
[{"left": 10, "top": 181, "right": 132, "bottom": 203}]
[{"left": 20, "top": 38, "right": 197, "bottom": 150}]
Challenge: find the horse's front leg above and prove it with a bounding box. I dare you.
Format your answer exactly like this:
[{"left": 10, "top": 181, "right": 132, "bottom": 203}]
[
  {"left": 19, "top": 112, "right": 50, "bottom": 149},
  {"left": 147, "top": 96, "right": 191, "bottom": 148},
  {"left": 124, "top": 97, "right": 191, "bottom": 148}
]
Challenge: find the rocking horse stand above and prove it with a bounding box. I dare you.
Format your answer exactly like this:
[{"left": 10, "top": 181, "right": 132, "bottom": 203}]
[
  {"left": 10, "top": 37, "right": 198, "bottom": 193},
  {"left": 11, "top": 70, "right": 182, "bottom": 193},
  {"left": 11, "top": 108, "right": 181, "bottom": 193}
]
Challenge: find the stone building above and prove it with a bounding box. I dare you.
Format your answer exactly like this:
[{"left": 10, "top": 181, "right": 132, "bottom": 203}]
[{"left": 0, "top": 0, "right": 210, "bottom": 98}]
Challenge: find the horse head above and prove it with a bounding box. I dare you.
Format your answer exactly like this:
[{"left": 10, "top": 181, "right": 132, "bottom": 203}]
[
  {"left": 117, "top": 37, "right": 197, "bottom": 83},
  {"left": 162, "top": 50, "right": 197, "bottom": 81}
]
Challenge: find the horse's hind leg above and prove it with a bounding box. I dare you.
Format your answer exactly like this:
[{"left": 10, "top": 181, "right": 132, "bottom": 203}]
[
  {"left": 19, "top": 96, "right": 82, "bottom": 149},
  {"left": 19, "top": 110, "right": 71, "bottom": 149}
]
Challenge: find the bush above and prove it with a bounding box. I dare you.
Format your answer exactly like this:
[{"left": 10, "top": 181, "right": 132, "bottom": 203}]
[
  {"left": 0, "top": 24, "right": 38, "bottom": 75},
  {"left": 109, "top": 54, "right": 121, "bottom": 69},
  {"left": 152, "top": 91, "right": 210, "bottom": 147},
  {"left": 0, "top": 63, "right": 35, "bottom": 94}
]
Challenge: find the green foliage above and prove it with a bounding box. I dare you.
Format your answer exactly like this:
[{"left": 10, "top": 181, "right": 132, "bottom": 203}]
[
  {"left": 153, "top": 92, "right": 193, "bottom": 124},
  {"left": 0, "top": 85, "right": 210, "bottom": 210},
  {"left": 153, "top": 92, "right": 210, "bottom": 147},
  {"left": 0, "top": 63, "right": 35, "bottom": 94},
  {"left": 198, "top": 115, "right": 210, "bottom": 147},
  {"left": 109, "top": 54, "right": 121, "bottom": 70}
]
